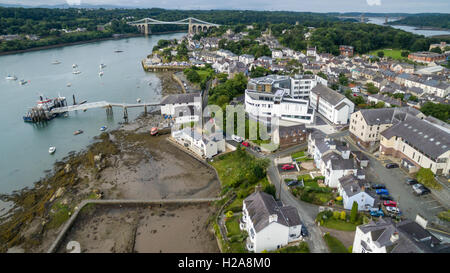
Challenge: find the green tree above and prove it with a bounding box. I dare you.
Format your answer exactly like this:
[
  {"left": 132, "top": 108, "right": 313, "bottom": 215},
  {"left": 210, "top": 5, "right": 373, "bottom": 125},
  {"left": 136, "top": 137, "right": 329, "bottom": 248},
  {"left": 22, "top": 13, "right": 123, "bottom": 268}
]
[
  {"left": 377, "top": 51, "right": 385, "bottom": 58},
  {"left": 350, "top": 201, "right": 358, "bottom": 223},
  {"left": 401, "top": 51, "right": 410, "bottom": 57},
  {"left": 186, "top": 70, "right": 201, "bottom": 83},
  {"left": 430, "top": 47, "right": 442, "bottom": 54},
  {"left": 338, "top": 73, "right": 348, "bottom": 86},
  {"left": 416, "top": 168, "right": 442, "bottom": 190},
  {"left": 263, "top": 184, "right": 276, "bottom": 199},
  {"left": 333, "top": 211, "right": 340, "bottom": 220}
]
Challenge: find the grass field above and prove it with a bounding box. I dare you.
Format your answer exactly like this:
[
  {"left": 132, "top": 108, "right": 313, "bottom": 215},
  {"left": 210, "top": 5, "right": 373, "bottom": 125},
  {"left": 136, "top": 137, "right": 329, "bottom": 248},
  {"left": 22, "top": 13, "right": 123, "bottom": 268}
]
[
  {"left": 323, "top": 233, "right": 349, "bottom": 253},
  {"left": 225, "top": 215, "right": 241, "bottom": 237},
  {"left": 368, "top": 48, "right": 408, "bottom": 61},
  {"left": 321, "top": 218, "right": 358, "bottom": 231}
]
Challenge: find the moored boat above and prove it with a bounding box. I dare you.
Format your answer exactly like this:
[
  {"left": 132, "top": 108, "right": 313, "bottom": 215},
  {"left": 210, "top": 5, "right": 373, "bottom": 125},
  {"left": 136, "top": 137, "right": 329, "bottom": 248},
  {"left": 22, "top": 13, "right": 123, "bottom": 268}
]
[
  {"left": 100, "top": 126, "right": 107, "bottom": 131},
  {"left": 72, "top": 70, "right": 81, "bottom": 74},
  {"left": 49, "top": 146, "right": 56, "bottom": 154},
  {"left": 5, "top": 75, "right": 17, "bottom": 80},
  {"left": 74, "top": 129, "right": 83, "bottom": 135}
]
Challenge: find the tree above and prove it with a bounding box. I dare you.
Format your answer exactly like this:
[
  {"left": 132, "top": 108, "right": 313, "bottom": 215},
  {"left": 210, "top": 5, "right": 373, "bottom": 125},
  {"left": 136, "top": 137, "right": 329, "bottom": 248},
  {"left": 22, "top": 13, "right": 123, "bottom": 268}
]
[
  {"left": 374, "top": 101, "right": 385, "bottom": 108},
  {"left": 350, "top": 201, "right": 358, "bottom": 223},
  {"left": 366, "top": 82, "right": 379, "bottom": 94},
  {"left": 416, "top": 168, "right": 441, "bottom": 190},
  {"left": 317, "top": 71, "right": 328, "bottom": 80},
  {"left": 377, "top": 51, "right": 385, "bottom": 58},
  {"left": 338, "top": 73, "right": 348, "bottom": 86},
  {"left": 430, "top": 47, "right": 442, "bottom": 54},
  {"left": 420, "top": 102, "right": 450, "bottom": 122},
  {"left": 401, "top": 50, "right": 410, "bottom": 57},
  {"left": 186, "top": 70, "right": 201, "bottom": 83},
  {"left": 340, "top": 211, "right": 346, "bottom": 221},
  {"left": 263, "top": 184, "right": 276, "bottom": 199}
]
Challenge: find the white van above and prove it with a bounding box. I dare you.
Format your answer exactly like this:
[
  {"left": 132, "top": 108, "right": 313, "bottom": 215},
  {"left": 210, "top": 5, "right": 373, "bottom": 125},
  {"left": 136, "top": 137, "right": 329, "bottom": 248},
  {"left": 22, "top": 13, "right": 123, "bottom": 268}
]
[{"left": 231, "top": 134, "right": 243, "bottom": 143}]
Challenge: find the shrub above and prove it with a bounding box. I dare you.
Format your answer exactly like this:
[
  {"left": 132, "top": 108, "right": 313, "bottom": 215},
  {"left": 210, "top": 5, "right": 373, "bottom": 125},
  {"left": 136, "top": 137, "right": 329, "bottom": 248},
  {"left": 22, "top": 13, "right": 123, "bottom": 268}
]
[
  {"left": 340, "top": 211, "right": 346, "bottom": 221},
  {"left": 225, "top": 211, "right": 234, "bottom": 218},
  {"left": 416, "top": 168, "right": 442, "bottom": 190},
  {"left": 333, "top": 211, "right": 340, "bottom": 219},
  {"left": 336, "top": 196, "right": 343, "bottom": 201}
]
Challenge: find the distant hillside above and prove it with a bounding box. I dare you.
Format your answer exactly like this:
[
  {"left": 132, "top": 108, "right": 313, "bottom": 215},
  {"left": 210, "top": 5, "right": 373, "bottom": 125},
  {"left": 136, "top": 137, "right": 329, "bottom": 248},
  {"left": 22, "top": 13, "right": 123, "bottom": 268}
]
[{"left": 388, "top": 14, "right": 450, "bottom": 30}]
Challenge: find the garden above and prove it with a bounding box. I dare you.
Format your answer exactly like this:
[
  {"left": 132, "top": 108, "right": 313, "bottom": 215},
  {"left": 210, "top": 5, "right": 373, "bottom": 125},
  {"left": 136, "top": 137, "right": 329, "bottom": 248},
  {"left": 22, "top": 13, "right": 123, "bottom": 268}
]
[
  {"left": 323, "top": 233, "right": 349, "bottom": 253},
  {"left": 315, "top": 202, "right": 367, "bottom": 232},
  {"left": 290, "top": 174, "right": 335, "bottom": 205}
]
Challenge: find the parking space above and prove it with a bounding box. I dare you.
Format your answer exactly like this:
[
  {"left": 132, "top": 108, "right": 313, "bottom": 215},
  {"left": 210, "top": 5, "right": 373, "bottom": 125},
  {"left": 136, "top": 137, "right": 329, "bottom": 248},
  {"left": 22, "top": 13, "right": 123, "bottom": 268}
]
[{"left": 277, "top": 163, "right": 299, "bottom": 173}]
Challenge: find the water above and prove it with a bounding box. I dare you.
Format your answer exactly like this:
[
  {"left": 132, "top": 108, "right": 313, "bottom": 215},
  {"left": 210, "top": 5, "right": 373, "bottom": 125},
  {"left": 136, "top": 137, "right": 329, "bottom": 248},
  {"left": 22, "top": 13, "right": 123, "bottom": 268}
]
[
  {"left": 0, "top": 32, "right": 185, "bottom": 195},
  {"left": 367, "top": 17, "right": 450, "bottom": 37}
]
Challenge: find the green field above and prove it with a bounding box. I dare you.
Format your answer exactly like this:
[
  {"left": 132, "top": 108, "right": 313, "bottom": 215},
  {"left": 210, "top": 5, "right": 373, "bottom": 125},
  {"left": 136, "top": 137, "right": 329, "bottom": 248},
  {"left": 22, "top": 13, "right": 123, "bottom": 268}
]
[{"left": 368, "top": 48, "right": 408, "bottom": 61}]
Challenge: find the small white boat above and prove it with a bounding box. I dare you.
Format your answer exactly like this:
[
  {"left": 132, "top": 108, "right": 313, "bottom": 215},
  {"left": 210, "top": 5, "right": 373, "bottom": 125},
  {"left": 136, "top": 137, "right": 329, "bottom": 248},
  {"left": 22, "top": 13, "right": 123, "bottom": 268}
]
[
  {"left": 19, "top": 79, "right": 27, "bottom": 85},
  {"left": 67, "top": 83, "right": 72, "bottom": 87},
  {"left": 72, "top": 70, "right": 81, "bottom": 74},
  {"left": 72, "top": 64, "right": 78, "bottom": 68},
  {"left": 136, "top": 98, "right": 141, "bottom": 103},
  {"left": 100, "top": 64, "right": 106, "bottom": 69},
  {"left": 49, "top": 146, "right": 56, "bottom": 154},
  {"left": 5, "top": 75, "right": 17, "bottom": 80},
  {"left": 52, "top": 60, "right": 61, "bottom": 64},
  {"left": 99, "top": 71, "right": 104, "bottom": 76},
  {"left": 100, "top": 126, "right": 107, "bottom": 131}
]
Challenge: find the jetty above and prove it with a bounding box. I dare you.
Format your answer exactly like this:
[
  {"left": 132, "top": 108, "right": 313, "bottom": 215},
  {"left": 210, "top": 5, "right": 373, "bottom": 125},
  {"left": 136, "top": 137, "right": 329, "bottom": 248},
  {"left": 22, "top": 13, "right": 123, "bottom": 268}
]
[{"left": 50, "top": 100, "right": 162, "bottom": 121}]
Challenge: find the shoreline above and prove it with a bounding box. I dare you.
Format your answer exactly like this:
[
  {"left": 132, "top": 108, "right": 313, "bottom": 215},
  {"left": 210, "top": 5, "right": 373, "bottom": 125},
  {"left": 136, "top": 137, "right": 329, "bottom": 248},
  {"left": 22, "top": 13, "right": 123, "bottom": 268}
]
[
  {"left": 0, "top": 30, "right": 187, "bottom": 56},
  {"left": 0, "top": 70, "right": 219, "bottom": 253}
]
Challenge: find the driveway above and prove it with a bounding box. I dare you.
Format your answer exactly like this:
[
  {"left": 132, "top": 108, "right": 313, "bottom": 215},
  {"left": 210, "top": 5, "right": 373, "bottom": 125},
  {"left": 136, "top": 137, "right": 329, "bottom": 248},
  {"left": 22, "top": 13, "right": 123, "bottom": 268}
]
[
  {"left": 267, "top": 162, "right": 329, "bottom": 253},
  {"left": 319, "top": 226, "right": 355, "bottom": 249}
]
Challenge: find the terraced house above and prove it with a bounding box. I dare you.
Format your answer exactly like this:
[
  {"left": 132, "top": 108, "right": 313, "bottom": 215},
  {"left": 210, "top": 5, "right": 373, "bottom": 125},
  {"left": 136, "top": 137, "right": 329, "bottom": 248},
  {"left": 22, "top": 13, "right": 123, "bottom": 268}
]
[
  {"left": 310, "top": 84, "right": 354, "bottom": 125},
  {"left": 380, "top": 115, "right": 450, "bottom": 175}
]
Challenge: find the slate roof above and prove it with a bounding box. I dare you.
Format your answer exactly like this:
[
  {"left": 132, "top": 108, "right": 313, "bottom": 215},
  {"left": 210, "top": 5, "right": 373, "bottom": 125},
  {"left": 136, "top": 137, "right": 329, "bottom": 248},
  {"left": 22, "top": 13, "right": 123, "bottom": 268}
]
[
  {"left": 338, "top": 174, "right": 371, "bottom": 198},
  {"left": 330, "top": 158, "right": 356, "bottom": 170},
  {"left": 381, "top": 114, "right": 450, "bottom": 159},
  {"left": 358, "top": 107, "right": 421, "bottom": 125},
  {"left": 311, "top": 84, "right": 346, "bottom": 106},
  {"left": 244, "top": 191, "right": 301, "bottom": 232},
  {"left": 160, "top": 93, "right": 200, "bottom": 105}
]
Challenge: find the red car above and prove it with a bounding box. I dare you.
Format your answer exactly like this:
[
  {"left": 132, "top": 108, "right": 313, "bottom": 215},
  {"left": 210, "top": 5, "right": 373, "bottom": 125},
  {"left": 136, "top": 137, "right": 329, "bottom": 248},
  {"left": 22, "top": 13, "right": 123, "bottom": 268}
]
[
  {"left": 242, "top": 141, "right": 250, "bottom": 147},
  {"left": 383, "top": 200, "right": 397, "bottom": 207},
  {"left": 282, "top": 164, "right": 295, "bottom": 170}
]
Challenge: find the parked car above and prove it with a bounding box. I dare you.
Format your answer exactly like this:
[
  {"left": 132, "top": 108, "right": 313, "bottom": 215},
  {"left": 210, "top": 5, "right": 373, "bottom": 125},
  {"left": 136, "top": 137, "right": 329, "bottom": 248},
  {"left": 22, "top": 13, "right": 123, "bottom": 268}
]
[
  {"left": 282, "top": 164, "right": 295, "bottom": 170},
  {"left": 405, "top": 178, "right": 418, "bottom": 185},
  {"left": 241, "top": 141, "right": 250, "bottom": 147},
  {"left": 371, "top": 184, "right": 386, "bottom": 190},
  {"left": 286, "top": 180, "right": 299, "bottom": 187},
  {"left": 386, "top": 206, "right": 401, "bottom": 214},
  {"left": 301, "top": 226, "right": 308, "bottom": 237},
  {"left": 385, "top": 163, "right": 399, "bottom": 169},
  {"left": 412, "top": 183, "right": 431, "bottom": 196},
  {"left": 379, "top": 194, "right": 394, "bottom": 201},
  {"left": 231, "top": 134, "right": 243, "bottom": 143},
  {"left": 370, "top": 208, "right": 384, "bottom": 217},
  {"left": 376, "top": 189, "right": 389, "bottom": 195},
  {"left": 254, "top": 146, "right": 262, "bottom": 152},
  {"left": 383, "top": 200, "right": 397, "bottom": 207}
]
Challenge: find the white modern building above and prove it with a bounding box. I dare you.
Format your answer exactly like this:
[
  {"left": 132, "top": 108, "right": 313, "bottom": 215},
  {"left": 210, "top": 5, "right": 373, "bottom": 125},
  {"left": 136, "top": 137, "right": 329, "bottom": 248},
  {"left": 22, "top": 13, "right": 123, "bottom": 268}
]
[
  {"left": 310, "top": 84, "right": 355, "bottom": 125},
  {"left": 239, "top": 54, "right": 255, "bottom": 65},
  {"left": 240, "top": 191, "right": 302, "bottom": 253}
]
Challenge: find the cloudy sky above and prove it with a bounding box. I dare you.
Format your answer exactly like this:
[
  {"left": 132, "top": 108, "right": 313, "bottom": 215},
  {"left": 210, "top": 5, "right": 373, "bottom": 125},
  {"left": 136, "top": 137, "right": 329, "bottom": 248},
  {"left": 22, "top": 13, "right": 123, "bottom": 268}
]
[{"left": 2, "top": 0, "right": 450, "bottom": 13}]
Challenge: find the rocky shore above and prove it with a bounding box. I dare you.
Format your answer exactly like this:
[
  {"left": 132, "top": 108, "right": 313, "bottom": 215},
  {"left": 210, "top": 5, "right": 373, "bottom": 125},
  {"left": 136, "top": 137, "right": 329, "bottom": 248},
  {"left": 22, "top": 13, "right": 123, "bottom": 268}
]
[{"left": 0, "top": 71, "right": 220, "bottom": 253}]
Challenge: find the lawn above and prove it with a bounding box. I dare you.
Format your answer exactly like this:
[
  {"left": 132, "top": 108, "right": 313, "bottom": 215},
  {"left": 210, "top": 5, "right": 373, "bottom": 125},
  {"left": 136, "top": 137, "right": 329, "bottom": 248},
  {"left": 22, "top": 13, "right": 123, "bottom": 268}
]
[
  {"left": 225, "top": 215, "right": 241, "bottom": 237},
  {"left": 321, "top": 218, "right": 358, "bottom": 231},
  {"left": 291, "top": 175, "right": 334, "bottom": 205},
  {"left": 269, "top": 242, "right": 310, "bottom": 253},
  {"left": 323, "top": 233, "right": 349, "bottom": 253},
  {"left": 368, "top": 48, "right": 407, "bottom": 60},
  {"left": 291, "top": 150, "right": 305, "bottom": 159}
]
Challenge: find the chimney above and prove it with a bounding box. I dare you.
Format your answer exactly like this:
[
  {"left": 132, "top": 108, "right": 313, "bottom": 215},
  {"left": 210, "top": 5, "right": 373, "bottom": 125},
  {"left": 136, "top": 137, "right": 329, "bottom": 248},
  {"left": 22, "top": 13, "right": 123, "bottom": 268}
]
[
  {"left": 390, "top": 232, "right": 399, "bottom": 243},
  {"left": 350, "top": 185, "right": 354, "bottom": 192},
  {"left": 269, "top": 214, "right": 278, "bottom": 223},
  {"left": 361, "top": 185, "right": 365, "bottom": 192},
  {"left": 254, "top": 184, "right": 262, "bottom": 193}
]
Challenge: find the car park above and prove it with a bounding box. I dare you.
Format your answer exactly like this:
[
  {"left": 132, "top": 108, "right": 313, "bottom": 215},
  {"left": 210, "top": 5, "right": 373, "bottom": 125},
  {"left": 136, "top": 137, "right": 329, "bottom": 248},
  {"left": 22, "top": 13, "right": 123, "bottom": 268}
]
[
  {"left": 383, "top": 200, "right": 397, "bottom": 207},
  {"left": 385, "top": 163, "right": 399, "bottom": 169},
  {"left": 371, "top": 184, "right": 386, "bottom": 190},
  {"left": 405, "top": 178, "right": 418, "bottom": 185},
  {"left": 376, "top": 189, "right": 389, "bottom": 195},
  {"left": 282, "top": 164, "right": 295, "bottom": 170}
]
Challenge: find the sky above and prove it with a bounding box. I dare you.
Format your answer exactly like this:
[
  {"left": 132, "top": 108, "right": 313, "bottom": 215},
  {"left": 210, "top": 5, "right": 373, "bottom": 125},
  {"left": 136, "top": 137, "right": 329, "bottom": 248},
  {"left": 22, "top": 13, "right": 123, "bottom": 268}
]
[{"left": 1, "top": 0, "right": 450, "bottom": 13}]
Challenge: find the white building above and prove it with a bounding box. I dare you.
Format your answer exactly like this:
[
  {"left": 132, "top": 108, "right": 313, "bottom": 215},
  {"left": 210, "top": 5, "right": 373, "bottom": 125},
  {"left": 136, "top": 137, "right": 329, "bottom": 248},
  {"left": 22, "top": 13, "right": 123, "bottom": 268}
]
[
  {"left": 353, "top": 218, "right": 450, "bottom": 253},
  {"left": 272, "top": 50, "right": 283, "bottom": 59},
  {"left": 322, "top": 152, "right": 357, "bottom": 188},
  {"left": 310, "top": 84, "right": 355, "bottom": 125},
  {"left": 239, "top": 54, "right": 255, "bottom": 65},
  {"left": 306, "top": 47, "right": 317, "bottom": 57},
  {"left": 240, "top": 191, "right": 302, "bottom": 253},
  {"left": 171, "top": 128, "right": 225, "bottom": 159},
  {"left": 290, "top": 74, "right": 327, "bottom": 100},
  {"left": 160, "top": 93, "right": 202, "bottom": 124},
  {"left": 337, "top": 174, "right": 375, "bottom": 211},
  {"left": 245, "top": 75, "right": 315, "bottom": 124}
]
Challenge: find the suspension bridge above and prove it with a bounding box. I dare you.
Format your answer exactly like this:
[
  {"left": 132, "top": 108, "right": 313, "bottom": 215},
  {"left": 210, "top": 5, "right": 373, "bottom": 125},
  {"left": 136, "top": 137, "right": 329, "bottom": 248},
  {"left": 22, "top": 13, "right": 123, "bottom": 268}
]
[{"left": 127, "top": 17, "right": 220, "bottom": 35}]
